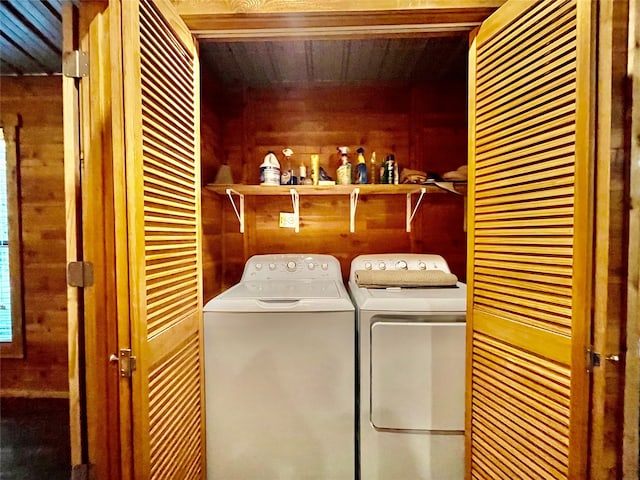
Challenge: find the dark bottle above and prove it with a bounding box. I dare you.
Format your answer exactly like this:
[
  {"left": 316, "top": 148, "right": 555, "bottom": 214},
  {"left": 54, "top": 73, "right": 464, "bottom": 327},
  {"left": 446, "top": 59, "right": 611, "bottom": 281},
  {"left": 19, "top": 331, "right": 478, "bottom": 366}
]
[{"left": 384, "top": 154, "right": 395, "bottom": 184}]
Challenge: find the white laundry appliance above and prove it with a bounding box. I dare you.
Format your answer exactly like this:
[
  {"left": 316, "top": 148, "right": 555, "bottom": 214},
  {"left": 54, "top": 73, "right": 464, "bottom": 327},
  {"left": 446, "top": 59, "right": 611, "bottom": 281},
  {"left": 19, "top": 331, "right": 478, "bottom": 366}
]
[
  {"left": 203, "top": 254, "right": 355, "bottom": 480},
  {"left": 349, "top": 253, "right": 467, "bottom": 480}
]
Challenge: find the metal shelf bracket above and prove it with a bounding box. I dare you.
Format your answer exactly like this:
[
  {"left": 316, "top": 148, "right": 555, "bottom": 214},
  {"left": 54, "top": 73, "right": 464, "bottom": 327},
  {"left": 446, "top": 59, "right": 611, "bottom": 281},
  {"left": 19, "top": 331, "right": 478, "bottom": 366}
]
[
  {"left": 406, "top": 187, "right": 426, "bottom": 232},
  {"left": 290, "top": 188, "right": 300, "bottom": 233},
  {"left": 350, "top": 188, "right": 360, "bottom": 233},
  {"left": 226, "top": 188, "right": 245, "bottom": 233}
]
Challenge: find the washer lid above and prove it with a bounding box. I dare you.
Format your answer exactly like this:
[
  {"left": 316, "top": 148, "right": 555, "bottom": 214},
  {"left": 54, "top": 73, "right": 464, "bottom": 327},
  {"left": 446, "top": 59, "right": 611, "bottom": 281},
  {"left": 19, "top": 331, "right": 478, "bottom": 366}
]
[
  {"left": 204, "top": 279, "right": 354, "bottom": 312},
  {"left": 232, "top": 279, "right": 342, "bottom": 299}
]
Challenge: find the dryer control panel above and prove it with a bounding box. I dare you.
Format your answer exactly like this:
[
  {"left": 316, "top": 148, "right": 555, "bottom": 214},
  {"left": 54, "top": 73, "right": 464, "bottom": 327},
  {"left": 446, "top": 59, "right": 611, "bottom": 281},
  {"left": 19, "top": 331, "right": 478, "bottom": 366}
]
[
  {"left": 350, "top": 254, "right": 452, "bottom": 278},
  {"left": 242, "top": 254, "right": 342, "bottom": 281}
]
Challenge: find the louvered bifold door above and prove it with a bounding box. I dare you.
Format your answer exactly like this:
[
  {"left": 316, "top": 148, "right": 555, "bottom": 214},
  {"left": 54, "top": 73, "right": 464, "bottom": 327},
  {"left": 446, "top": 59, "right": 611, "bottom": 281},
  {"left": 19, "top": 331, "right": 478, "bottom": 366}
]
[
  {"left": 119, "top": 0, "right": 204, "bottom": 477},
  {"left": 467, "top": 1, "right": 595, "bottom": 479}
]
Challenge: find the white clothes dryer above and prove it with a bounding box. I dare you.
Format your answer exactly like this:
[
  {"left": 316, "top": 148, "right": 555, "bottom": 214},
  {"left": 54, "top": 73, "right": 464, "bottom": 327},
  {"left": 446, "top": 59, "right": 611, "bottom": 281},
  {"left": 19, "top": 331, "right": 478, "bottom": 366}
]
[
  {"left": 203, "top": 254, "right": 355, "bottom": 480},
  {"left": 349, "top": 253, "right": 467, "bottom": 480}
]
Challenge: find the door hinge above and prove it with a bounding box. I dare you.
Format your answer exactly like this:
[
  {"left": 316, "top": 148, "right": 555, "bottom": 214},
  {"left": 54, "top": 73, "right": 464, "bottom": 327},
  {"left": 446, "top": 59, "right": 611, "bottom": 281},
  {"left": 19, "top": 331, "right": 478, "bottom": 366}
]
[
  {"left": 110, "top": 349, "right": 137, "bottom": 378},
  {"left": 587, "top": 348, "right": 601, "bottom": 372},
  {"left": 67, "top": 261, "right": 94, "bottom": 287},
  {"left": 63, "top": 50, "right": 89, "bottom": 78}
]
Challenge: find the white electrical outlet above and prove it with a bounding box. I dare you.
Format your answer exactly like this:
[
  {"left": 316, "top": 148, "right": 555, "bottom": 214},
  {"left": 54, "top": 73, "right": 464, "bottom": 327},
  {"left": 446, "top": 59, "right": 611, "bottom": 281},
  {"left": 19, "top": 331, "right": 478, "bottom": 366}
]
[{"left": 279, "top": 212, "right": 297, "bottom": 228}]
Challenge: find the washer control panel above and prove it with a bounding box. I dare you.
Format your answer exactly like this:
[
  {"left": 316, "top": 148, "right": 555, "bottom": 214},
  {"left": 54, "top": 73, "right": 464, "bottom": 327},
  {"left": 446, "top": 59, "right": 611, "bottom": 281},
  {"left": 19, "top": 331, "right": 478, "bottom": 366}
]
[{"left": 242, "top": 254, "right": 340, "bottom": 281}]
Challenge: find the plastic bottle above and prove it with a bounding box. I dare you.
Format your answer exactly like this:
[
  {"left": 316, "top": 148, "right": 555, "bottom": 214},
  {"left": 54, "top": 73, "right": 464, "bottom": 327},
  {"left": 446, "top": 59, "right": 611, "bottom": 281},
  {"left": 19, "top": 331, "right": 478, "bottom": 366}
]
[
  {"left": 336, "top": 146, "right": 352, "bottom": 185},
  {"left": 260, "top": 151, "right": 280, "bottom": 186},
  {"left": 281, "top": 148, "right": 296, "bottom": 185},
  {"left": 354, "top": 147, "right": 368, "bottom": 184}
]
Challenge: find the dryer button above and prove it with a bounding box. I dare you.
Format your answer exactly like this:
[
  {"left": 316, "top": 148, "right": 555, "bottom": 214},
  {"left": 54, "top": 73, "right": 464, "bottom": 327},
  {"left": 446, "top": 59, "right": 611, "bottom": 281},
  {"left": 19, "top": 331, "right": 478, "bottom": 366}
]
[
  {"left": 364, "top": 262, "right": 372, "bottom": 270},
  {"left": 396, "top": 260, "right": 408, "bottom": 270},
  {"left": 269, "top": 263, "right": 276, "bottom": 271},
  {"left": 378, "top": 262, "right": 386, "bottom": 270},
  {"left": 307, "top": 263, "right": 316, "bottom": 270},
  {"left": 287, "top": 261, "right": 296, "bottom": 272},
  {"left": 418, "top": 262, "right": 427, "bottom": 270}
]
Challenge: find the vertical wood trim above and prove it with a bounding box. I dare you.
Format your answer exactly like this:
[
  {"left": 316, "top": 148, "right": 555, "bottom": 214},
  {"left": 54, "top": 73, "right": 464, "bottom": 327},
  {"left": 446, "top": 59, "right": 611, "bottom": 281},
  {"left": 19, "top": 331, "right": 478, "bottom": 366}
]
[
  {"left": 465, "top": 25, "right": 479, "bottom": 480},
  {"left": 0, "top": 114, "right": 24, "bottom": 359},
  {"left": 192, "top": 41, "right": 207, "bottom": 476},
  {"left": 109, "top": 0, "right": 134, "bottom": 477},
  {"left": 624, "top": 0, "right": 640, "bottom": 476},
  {"left": 62, "top": 1, "right": 82, "bottom": 467},
  {"left": 119, "top": 0, "right": 150, "bottom": 473},
  {"left": 590, "top": 0, "right": 630, "bottom": 477},
  {"left": 78, "top": 2, "right": 124, "bottom": 478},
  {"left": 569, "top": 1, "right": 596, "bottom": 476}
]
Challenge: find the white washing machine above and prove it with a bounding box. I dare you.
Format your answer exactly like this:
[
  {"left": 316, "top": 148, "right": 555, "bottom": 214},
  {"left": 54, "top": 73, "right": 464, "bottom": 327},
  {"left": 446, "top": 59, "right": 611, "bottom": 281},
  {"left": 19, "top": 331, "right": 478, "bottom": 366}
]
[
  {"left": 203, "top": 254, "right": 355, "bottom": 480},
  {"left": 349, "top": 254, "right": 466, "bottom": 480}
]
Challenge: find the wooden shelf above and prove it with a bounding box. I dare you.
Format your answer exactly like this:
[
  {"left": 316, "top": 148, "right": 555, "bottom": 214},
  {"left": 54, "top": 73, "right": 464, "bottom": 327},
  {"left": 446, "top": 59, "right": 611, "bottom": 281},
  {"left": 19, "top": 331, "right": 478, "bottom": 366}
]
[
  {"left": 205, "top": 181, "right": 467, "bottom": 196},
  {"left": 205, "top": 181, "right": 466, "bottom": 234}
]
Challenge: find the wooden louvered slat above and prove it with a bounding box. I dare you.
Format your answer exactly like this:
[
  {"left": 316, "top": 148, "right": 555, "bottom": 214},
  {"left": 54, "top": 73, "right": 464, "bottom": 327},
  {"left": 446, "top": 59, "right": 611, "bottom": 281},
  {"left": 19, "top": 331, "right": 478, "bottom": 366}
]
[
  {"left": 475, "top": 274, "right": 571, "bottom": 300},
  {"left": 477, "top": 49, "right": 576, "bottom": 121},
  {"left": 475, "top": 186, "right": 574, "bottom": 207},
  {"left": 470, "top": 332, "right": 572, "bottom": 479},
  {"left": 147, "top": 299, "right": 197, "bottom": 338},
  {"left": 476, "top": 103, "right": 575, "bottom": 152},
  {"left": 143, "top": 133, "right": 195, "bottom": 170},
  {"left": 473, "top": 404, "right": 566, "bottom": 478},
  {"left": 141, "top": 75, "right": 192, "bottom": 125},
  {"left": 476, "top": 10, "right": 576, "bottom": 96},
  {"left": 474, "top": 287, "right": 571, "bottom": 317},
  {"left": 474, "top": 258, "right": 571, "bottom": 276},
  {"left": 476, "top": 114, "right": 574, "bottom": 158},
  {"left": 476, "top": 124, "right": 575, "bottom": 163},
  {"left": 474, "top": 250, "right": 572, "bottom": 266},
  {"left": 145, "top": 147, "right": 193, "bottom": 177},
  {"left": 142, "top": 107, "right": 195, "bottom": 150},
  {"left": 476, "top": 78, "right": 576, "bottom": 133},
  {"left": 143, "top": 135, "right": 195, "bottom": 171},
  {"left": 476, "top": 0, "right": 572, "bottom": 75},
  {"left": 474, "top": 270, "right": 572, "bottom": 291},
  {"left": 474, "top": 243, "right": 572, "bottom": 256},
  {"left": 149, "top": 333, "right": 202, "bottom": 478},
  {"left": 476, "top": 6, "right": 575, "bottom": 99}
]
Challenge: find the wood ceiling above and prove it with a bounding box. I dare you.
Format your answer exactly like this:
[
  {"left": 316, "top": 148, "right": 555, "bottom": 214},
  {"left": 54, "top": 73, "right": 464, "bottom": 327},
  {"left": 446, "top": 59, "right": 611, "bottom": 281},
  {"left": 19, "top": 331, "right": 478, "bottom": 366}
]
[
  {"left": 0, "top": 1, "right": 470, "bottom": 85},
  {"left": 199, "top": 36, "right": 469, "bottom": 87},
  {"left": 0, "top": 0, "right": 66, "bottom": 75}
]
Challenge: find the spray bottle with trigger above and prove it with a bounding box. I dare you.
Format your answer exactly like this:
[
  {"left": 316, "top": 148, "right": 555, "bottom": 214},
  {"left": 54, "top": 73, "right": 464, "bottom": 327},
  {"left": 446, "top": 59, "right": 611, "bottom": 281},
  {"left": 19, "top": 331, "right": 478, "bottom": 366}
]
[{"left": 354, "top": 147, "right": 368, "bottom": 184}]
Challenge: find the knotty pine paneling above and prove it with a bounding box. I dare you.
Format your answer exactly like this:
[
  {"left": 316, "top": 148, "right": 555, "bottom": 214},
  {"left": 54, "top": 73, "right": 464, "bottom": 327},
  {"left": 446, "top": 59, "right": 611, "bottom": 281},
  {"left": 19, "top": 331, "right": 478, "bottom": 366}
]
[
  {"left": 204, "top": 81, "right": 467, "bottom": 286},
  {"left": 1, "top": 77, "right": 68, "bottom": 397}
]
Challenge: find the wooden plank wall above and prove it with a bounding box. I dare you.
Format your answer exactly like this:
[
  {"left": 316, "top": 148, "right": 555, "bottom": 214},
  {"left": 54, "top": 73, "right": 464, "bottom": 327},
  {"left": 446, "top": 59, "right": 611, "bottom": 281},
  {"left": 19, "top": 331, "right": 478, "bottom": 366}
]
[
  {"left": 201, "top": 80, "right": 467, "bottom": 293},
  {"left": 0, "top": 77, "right": 68, "bottom": 397},
  {"left": 200, "top": 67, "right": 225, "bottom": 301}
]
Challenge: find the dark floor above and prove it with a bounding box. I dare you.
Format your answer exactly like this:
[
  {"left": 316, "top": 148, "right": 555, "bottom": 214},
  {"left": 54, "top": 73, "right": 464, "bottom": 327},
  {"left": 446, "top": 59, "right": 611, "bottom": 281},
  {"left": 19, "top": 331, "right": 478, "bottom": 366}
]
[{"left": 1, "top": 397, "right": 71, "bottom": 480}]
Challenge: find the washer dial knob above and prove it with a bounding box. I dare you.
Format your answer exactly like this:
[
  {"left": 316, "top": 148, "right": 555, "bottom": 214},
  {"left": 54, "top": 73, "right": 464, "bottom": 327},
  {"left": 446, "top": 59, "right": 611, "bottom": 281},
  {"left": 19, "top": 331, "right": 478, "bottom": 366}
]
[{"left": 286, "top": 261, "right": 296, "bottom": 272}]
